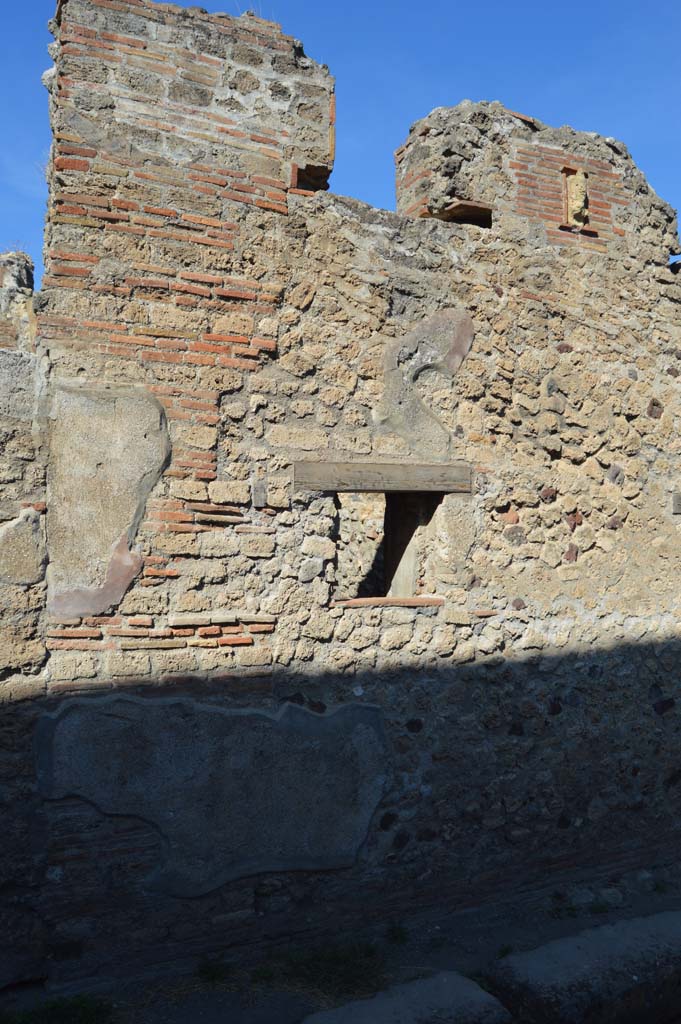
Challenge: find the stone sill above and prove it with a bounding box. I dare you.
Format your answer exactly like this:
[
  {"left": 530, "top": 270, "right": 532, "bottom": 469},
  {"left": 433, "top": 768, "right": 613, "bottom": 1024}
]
[
  {"left": 558, "top": 223, "right": 599, "bottom": 238},
  {"left": 331, "top": 597, "right": 444, "bottom": 609}
]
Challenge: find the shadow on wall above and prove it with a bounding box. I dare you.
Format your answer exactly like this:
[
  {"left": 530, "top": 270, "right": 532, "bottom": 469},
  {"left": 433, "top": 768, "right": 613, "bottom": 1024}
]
[
  {"left": 5, "top": 634, "right": 681, "bottom": 989},
  {"left": 334, "top": 491, "right": 445, "bottom": 599}
]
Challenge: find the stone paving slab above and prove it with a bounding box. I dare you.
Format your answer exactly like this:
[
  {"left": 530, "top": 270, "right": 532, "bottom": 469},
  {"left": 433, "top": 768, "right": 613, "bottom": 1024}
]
[
  {"left": 300, "top": 971, "right": 512, "bottom": 1023},
  {"left": 487, "top": 910, "right": 681, "bottom": 1023}
]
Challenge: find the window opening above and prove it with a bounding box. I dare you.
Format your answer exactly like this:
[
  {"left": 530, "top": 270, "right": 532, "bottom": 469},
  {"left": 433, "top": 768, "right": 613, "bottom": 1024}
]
[
  {"left": 335, "top": 491, "right": 444, "bottom": 599},
  {"left": 291, "top": 163, "right": 331, "bottom": 192},
  {"left": 440, "top": 199, "right": 493, "bottom": 228},
  {"left": 293, "top": 461, "right": 470, "bottom": 602}
]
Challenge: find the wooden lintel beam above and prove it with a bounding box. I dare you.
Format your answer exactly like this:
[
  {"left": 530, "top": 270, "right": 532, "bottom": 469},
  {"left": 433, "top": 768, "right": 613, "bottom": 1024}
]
[{"left": 292, "top": 461, "right": 471, "bottom": 494}]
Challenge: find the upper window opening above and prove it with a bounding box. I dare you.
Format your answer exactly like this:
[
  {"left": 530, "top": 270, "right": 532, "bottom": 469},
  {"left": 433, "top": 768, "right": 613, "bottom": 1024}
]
[
  {"left": 291, "top": 163, "right": 331, "bottom": 192},
  {"left": 437, "top": 199, "right": 493, "bottom": 229}
]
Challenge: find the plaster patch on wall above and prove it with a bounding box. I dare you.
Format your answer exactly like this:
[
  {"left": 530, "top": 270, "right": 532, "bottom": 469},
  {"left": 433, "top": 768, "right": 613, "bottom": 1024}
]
[
  {"left": 374, "top": 308, "right": 474, "bottom": 457},
  {"left": 47, "top": 386, "right": 170, "bottom": 617},
  {"left": 36, "top": 696, "right": 389, "bottom": 896}
]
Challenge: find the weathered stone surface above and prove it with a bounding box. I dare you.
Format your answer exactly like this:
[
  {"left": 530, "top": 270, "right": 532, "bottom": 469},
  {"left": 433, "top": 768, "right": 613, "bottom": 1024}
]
[
  {"left": 241, "top": 534, "right": 276, "bottom": 558},
  {"left": 0, "top": 252, "right": 33, "bottom": 311},
  {"left": 168, "top": 612, "right": 217, "bottom": 627},
  {"left": 36, "top": 697, "right": 388, "bottom": 896},
  {"left": 0, "top": 510, "right": 45, "bottom": 585},
  {"left": 0, "top": 252, "right": 34, "bottom": 353},
  {"left": 302, "top": 535, "right": 336, "bottom": 560},
  {"left": 301, "top": 972, "right": 512, "bottom": 1024},
  {"left": 0, "top": 351, "right": 37, "bottom": 421},
  {"left": 47, "top": 386, "right": 170, "bottom": 616},
  {"left": 208, "top": 480, "right": 251, "bottom": 505},
  {"left": 488, "top": 912, "right": 681, "bottom": 1023},
  {"left": 299, "top": 557, "right": 324, "bottom": 582}
]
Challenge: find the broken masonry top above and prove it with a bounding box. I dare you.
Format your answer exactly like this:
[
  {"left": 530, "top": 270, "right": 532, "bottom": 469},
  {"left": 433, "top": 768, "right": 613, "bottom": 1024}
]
[
  {"left": 56, "top": 0, "right": 283, "bottom": 33},
  {"left": 395, "top": 100, "right": 679, "bottom": 263},
  {"left": 52, "top": 0, "right": 336, "bottom": 188}
]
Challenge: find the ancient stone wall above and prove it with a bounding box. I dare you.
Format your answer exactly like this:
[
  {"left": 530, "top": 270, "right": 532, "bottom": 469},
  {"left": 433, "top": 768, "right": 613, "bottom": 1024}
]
[
  {"left": 37, "top": 0, "right": 334, "bottom": 685},
  {"left": 1, "top": 0, "right": 681, "bottom": 991},
  {"left": 0, "top": 254, "right": 47, "bottom": 691}
]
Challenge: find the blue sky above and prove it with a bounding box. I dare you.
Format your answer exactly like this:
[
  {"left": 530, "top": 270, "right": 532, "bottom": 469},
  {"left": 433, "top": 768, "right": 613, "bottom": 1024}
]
[{"left": 1, "top": 0, "right": 679, "bottom": 283}]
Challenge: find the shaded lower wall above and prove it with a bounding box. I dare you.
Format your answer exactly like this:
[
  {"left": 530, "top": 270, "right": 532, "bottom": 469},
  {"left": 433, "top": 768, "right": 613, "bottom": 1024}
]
[{"left": 3, "top": 635, "right": 681, "bottom": 991}]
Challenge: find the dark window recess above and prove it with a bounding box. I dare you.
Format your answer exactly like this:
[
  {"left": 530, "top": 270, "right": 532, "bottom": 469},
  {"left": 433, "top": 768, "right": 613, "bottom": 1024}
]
[
  {"left": 438, "top": 199, "right": 493, "bottom": 228},
  {"left": 335, "top": 491, "right": 443, "bottom": 599},
  {"left": 384, "top": 492, "right": 442, "bottom": 597},
  {"left": 291, "top": 163, "right": 331, "bottom": 192}
]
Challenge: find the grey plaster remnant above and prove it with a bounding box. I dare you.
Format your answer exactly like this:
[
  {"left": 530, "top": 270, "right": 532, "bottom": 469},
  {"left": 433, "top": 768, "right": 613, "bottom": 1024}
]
[
  {"left": 301, "top": 972, "right": 512, "bottom": 1024},
  {"left": 374, "top": 309, "right": 474, "bottom": 457},
  {"left": 36, "top": 696, "right": 389, "bottom": 897},
  {"left": 0, "top": 509, "right": 46, "bottom": 585},
  {"left": 488, "top": 911, "right": 681, "bottom": 1023},
  {"left": 47, "top": 385, "right": 170, "bottom": 617},
  {"left": 0, "top": 351, "right": 37, "bottom": 421}
]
